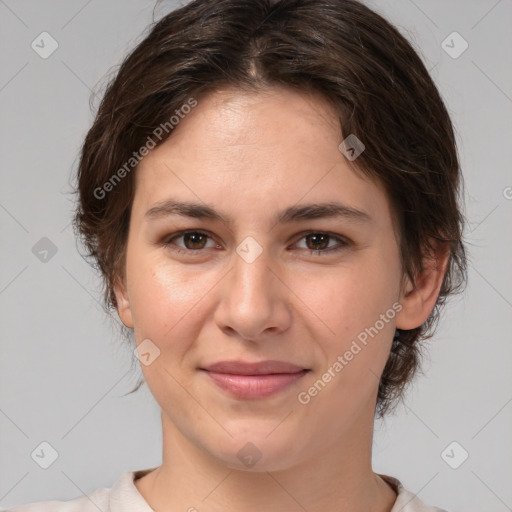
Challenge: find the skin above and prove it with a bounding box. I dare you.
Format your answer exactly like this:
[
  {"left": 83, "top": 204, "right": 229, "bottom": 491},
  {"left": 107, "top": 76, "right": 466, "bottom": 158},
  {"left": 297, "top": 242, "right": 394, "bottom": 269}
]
[{"left": 114, "top": 86, "right": 448, "bottom": 512}]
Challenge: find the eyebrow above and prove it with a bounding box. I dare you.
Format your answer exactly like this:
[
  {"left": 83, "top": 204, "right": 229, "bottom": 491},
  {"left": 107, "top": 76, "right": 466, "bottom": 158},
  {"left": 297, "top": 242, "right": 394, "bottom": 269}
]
[{"left": 144, "top": 199, "right": 372, "bottom": 225}]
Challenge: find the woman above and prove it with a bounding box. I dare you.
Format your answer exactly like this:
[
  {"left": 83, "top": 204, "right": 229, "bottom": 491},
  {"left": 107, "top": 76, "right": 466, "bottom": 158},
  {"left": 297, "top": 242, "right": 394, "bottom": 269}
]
[{"left": 11, "top": 0, "right": 466, "bottom": 510}]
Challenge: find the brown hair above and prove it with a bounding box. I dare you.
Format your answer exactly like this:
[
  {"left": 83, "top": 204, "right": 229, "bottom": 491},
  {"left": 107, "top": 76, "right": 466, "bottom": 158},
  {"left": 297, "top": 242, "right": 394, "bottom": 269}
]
[{"left": 73, "top": 0, "right": 467, "bottom": 417}]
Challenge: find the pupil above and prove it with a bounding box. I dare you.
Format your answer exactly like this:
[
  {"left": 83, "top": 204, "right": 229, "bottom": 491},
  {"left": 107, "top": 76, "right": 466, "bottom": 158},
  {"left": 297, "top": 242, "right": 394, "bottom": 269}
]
[
  {"left": 185, "top": 232, "right": 205, "bottom": 249},
  {"left": 308, "top": 234, "right": 328, "bottom": 250},
  {"left": 182, "top": 233, "right": 329, "bottom": 251}
]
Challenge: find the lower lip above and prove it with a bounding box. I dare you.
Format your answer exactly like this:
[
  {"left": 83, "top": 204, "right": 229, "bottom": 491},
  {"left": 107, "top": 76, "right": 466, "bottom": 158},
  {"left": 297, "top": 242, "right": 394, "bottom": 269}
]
[{"left": 202, "top": 370, "right": 309, "bottom": 399}]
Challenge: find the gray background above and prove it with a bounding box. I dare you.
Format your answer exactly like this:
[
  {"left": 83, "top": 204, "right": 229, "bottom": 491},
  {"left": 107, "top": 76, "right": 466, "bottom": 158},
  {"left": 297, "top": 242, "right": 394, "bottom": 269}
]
[{"left": 1, "top": 1, "right": 511, "bottom": 510}]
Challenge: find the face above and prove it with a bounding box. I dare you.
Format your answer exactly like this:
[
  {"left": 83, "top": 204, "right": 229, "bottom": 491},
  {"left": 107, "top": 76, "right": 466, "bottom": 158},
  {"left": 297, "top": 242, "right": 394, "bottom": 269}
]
[{"left": 115, "top": 86, "right": 410, "bottom": 471}]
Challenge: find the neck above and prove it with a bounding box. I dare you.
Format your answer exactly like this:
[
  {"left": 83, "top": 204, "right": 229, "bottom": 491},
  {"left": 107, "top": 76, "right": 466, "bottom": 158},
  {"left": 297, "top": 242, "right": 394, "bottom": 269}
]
[{"left": 135, "top": 407, "right": 397, "bottom": 512}]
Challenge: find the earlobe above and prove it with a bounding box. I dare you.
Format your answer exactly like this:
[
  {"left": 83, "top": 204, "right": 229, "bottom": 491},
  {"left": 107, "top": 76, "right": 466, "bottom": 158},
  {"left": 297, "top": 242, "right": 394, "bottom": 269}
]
[
  {"left": 114, "top": 277, "right": 134, "bottom": 328},
  {"left": 396, "top": 242, "right": 450, "bottom": 330}
]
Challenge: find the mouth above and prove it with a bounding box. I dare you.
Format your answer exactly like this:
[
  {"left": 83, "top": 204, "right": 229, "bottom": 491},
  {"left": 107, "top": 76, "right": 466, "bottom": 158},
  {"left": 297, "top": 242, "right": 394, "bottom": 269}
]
[{"left": 199, "top": 360, "right": 310, "bottom": 399}]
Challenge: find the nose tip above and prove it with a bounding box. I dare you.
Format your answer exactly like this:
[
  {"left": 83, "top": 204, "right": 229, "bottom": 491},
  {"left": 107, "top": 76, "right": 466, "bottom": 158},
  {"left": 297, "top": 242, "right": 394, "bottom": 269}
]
[{"left": 213, "top": 242, "right": 292, "bottom": 341}]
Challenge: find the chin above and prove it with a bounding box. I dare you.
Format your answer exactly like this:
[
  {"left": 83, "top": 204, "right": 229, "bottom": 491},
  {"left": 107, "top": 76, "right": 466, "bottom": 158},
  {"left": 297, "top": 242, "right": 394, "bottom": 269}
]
[{"left": 209, "top": 430, "right": 304, "bottom": 473}]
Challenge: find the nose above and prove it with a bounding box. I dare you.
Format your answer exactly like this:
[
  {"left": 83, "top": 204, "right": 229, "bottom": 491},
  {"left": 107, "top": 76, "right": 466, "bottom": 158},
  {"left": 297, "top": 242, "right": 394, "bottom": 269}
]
[{"left": 214, "top": 240, "right": 292, "bottom": 342}]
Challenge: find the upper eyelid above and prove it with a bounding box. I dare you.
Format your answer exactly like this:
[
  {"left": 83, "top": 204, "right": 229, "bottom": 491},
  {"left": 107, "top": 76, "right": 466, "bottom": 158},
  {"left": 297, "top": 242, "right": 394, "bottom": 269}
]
[
  {"left": 164, "top": 229, "right": 349, "bottom": 249},
  {"left": 163, "top": 230, "right": 217, "bottom": 249}
]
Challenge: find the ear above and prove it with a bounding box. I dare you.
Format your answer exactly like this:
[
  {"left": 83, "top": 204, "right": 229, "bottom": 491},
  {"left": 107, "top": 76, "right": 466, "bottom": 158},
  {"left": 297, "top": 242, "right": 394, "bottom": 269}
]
[
  {"left": 114, "top": 275, "right": 134, "bottom": 329},
  {"left": 396, "top": 240, "right": 450, "bottom": 330}
]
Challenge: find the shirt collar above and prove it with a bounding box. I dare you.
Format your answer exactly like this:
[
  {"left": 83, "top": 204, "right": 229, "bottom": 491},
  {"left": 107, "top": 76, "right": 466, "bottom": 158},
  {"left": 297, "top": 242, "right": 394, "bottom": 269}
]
[
  {"left": 109, "top": 468, "right": 158, "bottom": 512},
  {"left": 109, "top": 469, "right": 443, "bottom": 512}
]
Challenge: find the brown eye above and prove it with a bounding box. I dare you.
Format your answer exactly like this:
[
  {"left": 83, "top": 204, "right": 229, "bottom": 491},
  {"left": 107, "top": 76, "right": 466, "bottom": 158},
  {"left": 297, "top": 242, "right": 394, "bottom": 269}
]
[
  {"left": 182, "top": 232, "right": 208, "bottom": 250},
  {"left": 294, "top": 231, "right": 349, "bottom": 255},
  {"left": 162, "top": 230, "right": 216, "bottom": 253},
  {"left": 305, "top": 233, "right": 330, "bottom": 251}
]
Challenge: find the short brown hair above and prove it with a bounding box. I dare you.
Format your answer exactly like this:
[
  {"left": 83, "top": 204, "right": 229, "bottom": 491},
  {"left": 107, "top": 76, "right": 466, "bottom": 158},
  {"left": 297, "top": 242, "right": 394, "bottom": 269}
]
[{"left": 73, "top": 0, "right": 467, "bottom": 417}]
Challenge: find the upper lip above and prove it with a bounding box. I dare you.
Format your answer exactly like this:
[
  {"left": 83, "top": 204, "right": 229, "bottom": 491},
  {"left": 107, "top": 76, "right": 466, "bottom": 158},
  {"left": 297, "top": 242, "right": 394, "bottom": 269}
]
[{"left": 201, "top": 360, "right": 308, "bottom": 375}]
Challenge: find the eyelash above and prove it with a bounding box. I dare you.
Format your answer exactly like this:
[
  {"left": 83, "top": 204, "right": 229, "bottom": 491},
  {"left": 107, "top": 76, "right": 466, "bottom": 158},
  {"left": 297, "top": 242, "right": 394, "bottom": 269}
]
[{"left": 161, "top": 230, "right": 350, "bottom": 256}]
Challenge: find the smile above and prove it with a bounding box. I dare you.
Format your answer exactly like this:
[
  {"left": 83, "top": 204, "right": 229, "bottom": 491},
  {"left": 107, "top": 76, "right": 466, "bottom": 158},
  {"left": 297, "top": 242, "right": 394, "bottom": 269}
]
[{"left": 199, "top": 360, "right": 310, "bottom": 399}]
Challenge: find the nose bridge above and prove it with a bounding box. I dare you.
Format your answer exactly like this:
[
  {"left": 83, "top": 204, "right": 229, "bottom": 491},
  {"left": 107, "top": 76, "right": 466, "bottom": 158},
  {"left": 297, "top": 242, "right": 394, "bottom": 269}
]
[
  {"left": 231, "top": 235, "right": 273, "bottom": 302},
  {"left": 213, "top": 234, "right": 289, "bottom": 339}
]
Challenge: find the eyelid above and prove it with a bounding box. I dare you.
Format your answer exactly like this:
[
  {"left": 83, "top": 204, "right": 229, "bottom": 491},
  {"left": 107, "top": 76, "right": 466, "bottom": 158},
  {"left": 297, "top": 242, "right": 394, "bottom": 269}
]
[
  {"left": 290, "top": 230, "right": 350, "bottom": 252},
  {"left": 161, "top": 229, "right": 351, "bottom": 255},
  {"left": 162, "top": 229, "right": 218, "bottom": 252}
]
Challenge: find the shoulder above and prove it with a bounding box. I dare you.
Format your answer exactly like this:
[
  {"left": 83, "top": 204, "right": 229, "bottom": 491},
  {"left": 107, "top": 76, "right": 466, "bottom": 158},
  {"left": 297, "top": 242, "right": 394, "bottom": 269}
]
[
  {"left": 6, "top": 487, "right": 109, "bottom": 512},
  {"left": 6, "top": 469, "right": 156, "bottom": 512},
  {"left": 380, "top": 474, "right": 449, "bottom": 512}
]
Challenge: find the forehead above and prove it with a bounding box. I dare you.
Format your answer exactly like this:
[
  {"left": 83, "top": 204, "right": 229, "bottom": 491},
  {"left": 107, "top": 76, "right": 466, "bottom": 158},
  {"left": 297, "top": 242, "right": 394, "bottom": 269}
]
[
  {"left": 138, "top": 86, "right": 340, "bottom": 168},
  {"left": 133, "top": 86, "right": 390, "bottom": 226}
]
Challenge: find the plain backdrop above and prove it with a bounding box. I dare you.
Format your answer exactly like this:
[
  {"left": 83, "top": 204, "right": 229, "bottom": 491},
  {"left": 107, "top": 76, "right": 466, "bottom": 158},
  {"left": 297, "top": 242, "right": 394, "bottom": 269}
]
[{"left": 1, "top": 1, "right": 511, "bottom": 511}]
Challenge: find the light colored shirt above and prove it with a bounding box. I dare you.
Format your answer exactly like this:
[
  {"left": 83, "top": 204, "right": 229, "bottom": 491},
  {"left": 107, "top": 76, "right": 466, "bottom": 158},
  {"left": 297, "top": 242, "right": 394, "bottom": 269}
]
[{"left": 6, "top": 469, "right": 448, "bottom": 511}]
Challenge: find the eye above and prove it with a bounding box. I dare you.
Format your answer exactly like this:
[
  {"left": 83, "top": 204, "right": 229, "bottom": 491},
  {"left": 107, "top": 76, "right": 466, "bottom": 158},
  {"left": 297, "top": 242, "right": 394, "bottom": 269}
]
[
  {"left": 162, "top": 230, "right": 218, "bottom": 254},
  {"left": 161, "top": 230, "right": 350, "bottom": 257},
  {"left": 292, "top": 231, "right": 350, "bottom": 255}
]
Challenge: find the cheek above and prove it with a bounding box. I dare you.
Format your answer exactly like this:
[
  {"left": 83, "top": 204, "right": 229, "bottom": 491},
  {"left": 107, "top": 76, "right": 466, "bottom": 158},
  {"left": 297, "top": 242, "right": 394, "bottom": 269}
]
[
  {"left": 296, "top": 255, "right": 401, "bottom": 344},
  {"left": 126, "top": 247, "right": 217, "bottom": 337},
  {"left": 125, "top": 252, "right": 215, "bottom": 392},
  {"left": 294, "top": 249, "right": 401, "bottom": 402}
]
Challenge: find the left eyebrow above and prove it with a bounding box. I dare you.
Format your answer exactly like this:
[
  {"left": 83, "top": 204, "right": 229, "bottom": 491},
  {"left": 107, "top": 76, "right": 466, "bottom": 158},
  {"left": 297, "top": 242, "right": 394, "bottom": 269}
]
[
  {"left": 144, "top": 199, "right": 372, "bottom": 225},
  {"left": 275, "top": 202, "right": 372, "bottom": 224}
]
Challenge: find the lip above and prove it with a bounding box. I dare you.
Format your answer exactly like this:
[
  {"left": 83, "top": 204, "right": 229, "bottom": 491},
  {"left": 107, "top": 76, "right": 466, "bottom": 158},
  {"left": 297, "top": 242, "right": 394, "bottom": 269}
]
[
  {"left": 200, "top": 360, "right": 310, "bottom": 399},
  {"left": 202, "top": 360, "right": 307, "bottom": 375}
]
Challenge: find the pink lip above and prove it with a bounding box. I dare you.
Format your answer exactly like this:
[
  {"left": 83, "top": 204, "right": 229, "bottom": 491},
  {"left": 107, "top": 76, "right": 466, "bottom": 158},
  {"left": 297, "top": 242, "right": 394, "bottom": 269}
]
[{"left": 200, "top": 360, "right": 310, "bottom": 399}]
